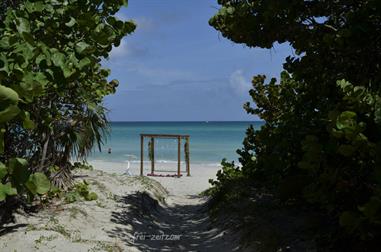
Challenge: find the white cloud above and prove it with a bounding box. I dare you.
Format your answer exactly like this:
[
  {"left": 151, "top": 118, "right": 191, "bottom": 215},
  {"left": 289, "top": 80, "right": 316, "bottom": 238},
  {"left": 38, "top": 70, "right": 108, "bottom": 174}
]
[
  {"left": 115, "top": 11, "right": 129, "bottom": 22},
  {"left": 229, "top": 70, "right": 252, "bottom": 96},
  {"left": 109, "top": 39, "right": 149, "bottom": 61},
  {"left": 115, "top": 11, "right": 154, "bottom": 33},
  {"left": 109, "top": 39, "right": 129, "bottom": 59}
]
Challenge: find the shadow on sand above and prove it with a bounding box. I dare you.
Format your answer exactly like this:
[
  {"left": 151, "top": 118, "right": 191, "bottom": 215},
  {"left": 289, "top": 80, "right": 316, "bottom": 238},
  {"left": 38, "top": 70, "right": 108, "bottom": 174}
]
[{"left": 107, "top": 192, "right": 237, "bottom": 251}]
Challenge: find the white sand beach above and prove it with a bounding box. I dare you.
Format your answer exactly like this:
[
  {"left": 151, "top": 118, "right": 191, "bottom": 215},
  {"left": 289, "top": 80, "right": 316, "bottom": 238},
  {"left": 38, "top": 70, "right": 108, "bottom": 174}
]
[
  {"left": 88, "top": 160, "right": 222, "bottom": 195},
  {"left": 0, "top": 162, "right": 247, "bottom": 252}
]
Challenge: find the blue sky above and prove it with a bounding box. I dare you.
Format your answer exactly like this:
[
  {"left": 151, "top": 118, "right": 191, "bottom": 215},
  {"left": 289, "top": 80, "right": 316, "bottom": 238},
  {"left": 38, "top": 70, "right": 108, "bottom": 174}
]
[{"left": 102, "top": 0, "right": 293, "bottom": 121}]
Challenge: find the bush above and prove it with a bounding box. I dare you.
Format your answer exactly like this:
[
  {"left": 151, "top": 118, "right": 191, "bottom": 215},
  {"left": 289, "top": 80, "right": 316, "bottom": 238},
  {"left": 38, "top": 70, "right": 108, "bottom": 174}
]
[
  {"left": 209, "top": 1, "right": 381, "bottom": 249},
  {"left": 65, "top": 180, "right": 98, "bottom": 203},
  {"left": 71, "top": 162, "right": 94, "bottom": 171},
  {"left": 209, "top": 74, "right": 381, "bottom": 250}
]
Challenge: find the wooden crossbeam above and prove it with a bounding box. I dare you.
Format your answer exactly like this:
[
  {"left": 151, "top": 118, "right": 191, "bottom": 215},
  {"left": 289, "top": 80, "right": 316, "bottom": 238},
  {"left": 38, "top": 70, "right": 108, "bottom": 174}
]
[{"left": 140, "top": 134, "right": 190, "bottom": 177}]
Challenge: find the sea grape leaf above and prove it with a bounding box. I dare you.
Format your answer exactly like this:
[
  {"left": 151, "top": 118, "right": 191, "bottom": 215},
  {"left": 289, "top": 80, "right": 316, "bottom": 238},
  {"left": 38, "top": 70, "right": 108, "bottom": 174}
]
[
  {"left": 0, "top": 182, "right": 17, "bottom": 201},
  {"left": 22, "top": 111, "right": 35, "bottom": 129},
  {"left": 85, "top": 192, "right": 98, "bottom": 201},
  {"left": 78, "top": 57, "right": 91, "bottom": 68},
  {"left": 75, "top": 42, "right": 91, "bottom": 55},
  {"left": 65, "top": 17, "right": 76, "bottom": 27},
  {"left": 337, "top": 79, "right": 352, "bottom": 92},
  {"left": 8, "top": 158, "right": 30, "bottom": 185},
  {"left": 0, "top": 162, "right": 7, "bottom": 180},
  {"left": 16, "top": 17, "right": 31, "bottom": 34},
  {"left": 0, "top": 105, "right": 20, "bottom": 124},
  {"left": 25, "top": 1, "right": 45, "bottom": 13},
  {"left": 0, "top": 85, "right": 19, "bottom": 105},
  {"left": 18, "top": 72, "right": 46, "bottom": 101},
  {"left": 52, "top": 52, "right": 65, "bottom": 67},
  {"left": 62, "top": 64, "right": 76, "bottom": 78},
  {"left": 336, "top": 111, "right": 357, "bottom": 130},
  {"left": 25, "top": 172, "right": 50, "bottom": 195}
]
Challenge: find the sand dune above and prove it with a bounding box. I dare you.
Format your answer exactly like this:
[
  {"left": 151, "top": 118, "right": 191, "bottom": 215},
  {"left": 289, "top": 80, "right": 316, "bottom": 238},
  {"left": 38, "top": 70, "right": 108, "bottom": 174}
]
[{"left": 0, "top": 163, "right": 247, "bottom": 251}]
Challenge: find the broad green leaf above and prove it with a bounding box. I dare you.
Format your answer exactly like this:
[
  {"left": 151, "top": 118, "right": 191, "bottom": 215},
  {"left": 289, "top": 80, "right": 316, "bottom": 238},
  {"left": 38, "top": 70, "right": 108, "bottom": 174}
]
[
  {"left": 85, "top": 192, "right": 98, "bottom": 201},
  {"left": 65, "top": 17, "right": 76, "bottom": 27},
  {"left": 51, "top": 52, "right": 65, "bottom": 67},
  {"left": 78, "top": 57, "right": 91, "bottom": 68},
  {"left": 25, "top": 172, "right": 50, "bottom": 195},
  {"left": 0, "top": 85, "right": 19, "bottom": 105},
  {"left": 0, "top": 182, "right": 17, "bottom": 201},
  {"left": 18, "top": 72, "right": 46, "bottom": 101},
  {"left": 8, "top": 158, "right": 30, "bottom": 185},
  {"left": 0, "top": 162, "right": 7, "bottom": 180},
  {"left": 22, "top": 111, "right": 35, "bottom": 129},
  {"left": 62, "top": 64, "right": 76, "bottom": 78},
  {"left": 337, "top": 79, "right": 352, "bottom": 92},
  {"left": 25, "top": 1, "right": 45, "bottom": 13},
  {"left": 75, "top": 42, "right": 91, "bottom": 54},
  {"left": 35, "top": 54, "right": 46, "bottom": 65},
  {"left": 336, "top": 111, "right": 357, "bottom": 130},
  {"left": 0, "top": 105, "right": 20, "bottom": 124},
  {"left": 16, "top": 17, "right": 31, "bottom": 34}
]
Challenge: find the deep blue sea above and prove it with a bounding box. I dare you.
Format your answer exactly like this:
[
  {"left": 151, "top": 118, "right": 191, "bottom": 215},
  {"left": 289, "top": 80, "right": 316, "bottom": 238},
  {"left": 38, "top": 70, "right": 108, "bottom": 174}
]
[{"left": 89, "top": 121, "right": 264, "bottom": 165}]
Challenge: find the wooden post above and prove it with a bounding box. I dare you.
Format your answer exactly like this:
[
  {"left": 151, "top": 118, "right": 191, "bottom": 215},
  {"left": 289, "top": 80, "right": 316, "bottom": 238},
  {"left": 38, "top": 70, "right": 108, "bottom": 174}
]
[
  {"left": 186, "top": 136, "right": 190, "bottom": 176},
  {"left": 140, "top": 135, "right": 144, "bottom": 176},
  {"left": 177, "top": 136, "right": 181, "bottom": 177},
  {"left": 151, "top": 137, "right": 155, "bottom": 174}
]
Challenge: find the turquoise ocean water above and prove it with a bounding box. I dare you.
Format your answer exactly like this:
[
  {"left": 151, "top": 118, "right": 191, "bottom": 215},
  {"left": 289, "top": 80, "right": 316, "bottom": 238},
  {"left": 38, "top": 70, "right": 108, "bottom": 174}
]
[{"left": 89, "top": 121, "right": 264, "bottom": 165}]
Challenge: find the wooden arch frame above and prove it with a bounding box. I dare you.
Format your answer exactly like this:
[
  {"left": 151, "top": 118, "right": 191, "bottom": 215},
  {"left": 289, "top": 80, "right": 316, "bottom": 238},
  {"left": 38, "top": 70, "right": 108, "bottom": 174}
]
[{"left": 140, "top": 134, "right": 190, "bottom": 177}]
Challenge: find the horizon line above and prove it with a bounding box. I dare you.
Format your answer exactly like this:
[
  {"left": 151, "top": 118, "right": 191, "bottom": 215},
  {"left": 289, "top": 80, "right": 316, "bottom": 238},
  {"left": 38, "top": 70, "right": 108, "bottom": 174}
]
[{"left": 109, "top": 120, "right": 264, "bottom": 122}]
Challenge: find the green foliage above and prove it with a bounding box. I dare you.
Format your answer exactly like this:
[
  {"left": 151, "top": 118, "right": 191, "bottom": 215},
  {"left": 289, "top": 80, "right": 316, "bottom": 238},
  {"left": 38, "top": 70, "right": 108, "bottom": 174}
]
[
  {"left": 0, "top": 182, "right": 17, "bottom": 201},
  {"left": 209, "top": 0, "right": 381, "bottom": 250},
  {"left": 25, "top": 172, "right": 50, "bottom": 195},
  {"left": 65, "top": 180, "right": 98, "bottom": 203},
  {"left": 0, "top": 85, "right": 20, "bottom": 124},
  {"left": 0, "top": 158, "right": 50, "bottom": 202},
  {"left": 0, "top": 0, "right": 135, "bottom": 203},
  {"left": 8, "top": 158, "right": 30, "bottom": 189},
  {"left": 71, "top": 161, "right": 94, "bottom": 171}
]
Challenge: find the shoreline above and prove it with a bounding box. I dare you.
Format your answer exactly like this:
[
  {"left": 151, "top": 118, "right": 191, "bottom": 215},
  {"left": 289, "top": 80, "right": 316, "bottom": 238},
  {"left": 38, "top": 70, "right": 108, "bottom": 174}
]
[{"left": 87, "top": 160, "right": 221, "bottom": 196}]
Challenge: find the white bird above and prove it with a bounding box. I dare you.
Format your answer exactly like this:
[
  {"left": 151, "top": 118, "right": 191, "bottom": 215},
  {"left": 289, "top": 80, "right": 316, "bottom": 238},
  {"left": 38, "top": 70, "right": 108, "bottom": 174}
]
[{"left": 124, "top": 160, "right": 132, "bottom": 176}]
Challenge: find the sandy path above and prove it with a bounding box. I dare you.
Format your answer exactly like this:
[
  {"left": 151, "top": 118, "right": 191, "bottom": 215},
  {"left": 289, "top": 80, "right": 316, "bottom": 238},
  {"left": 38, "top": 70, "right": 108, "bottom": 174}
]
[
  {"left": 110, "top": 192, "right": 240, "bottom": 251},
  {"left": 0, "top": 163, "right": 245, "bottom": 251},
  {"left": 104, "top": 161, "right": 242, "bottom": 251}
]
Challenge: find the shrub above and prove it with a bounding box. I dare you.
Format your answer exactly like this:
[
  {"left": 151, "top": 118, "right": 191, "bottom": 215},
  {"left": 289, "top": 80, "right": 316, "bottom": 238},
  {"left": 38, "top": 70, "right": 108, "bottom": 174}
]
[{"left": 65, "top": 180, "right": 98, "bottom": 203}]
